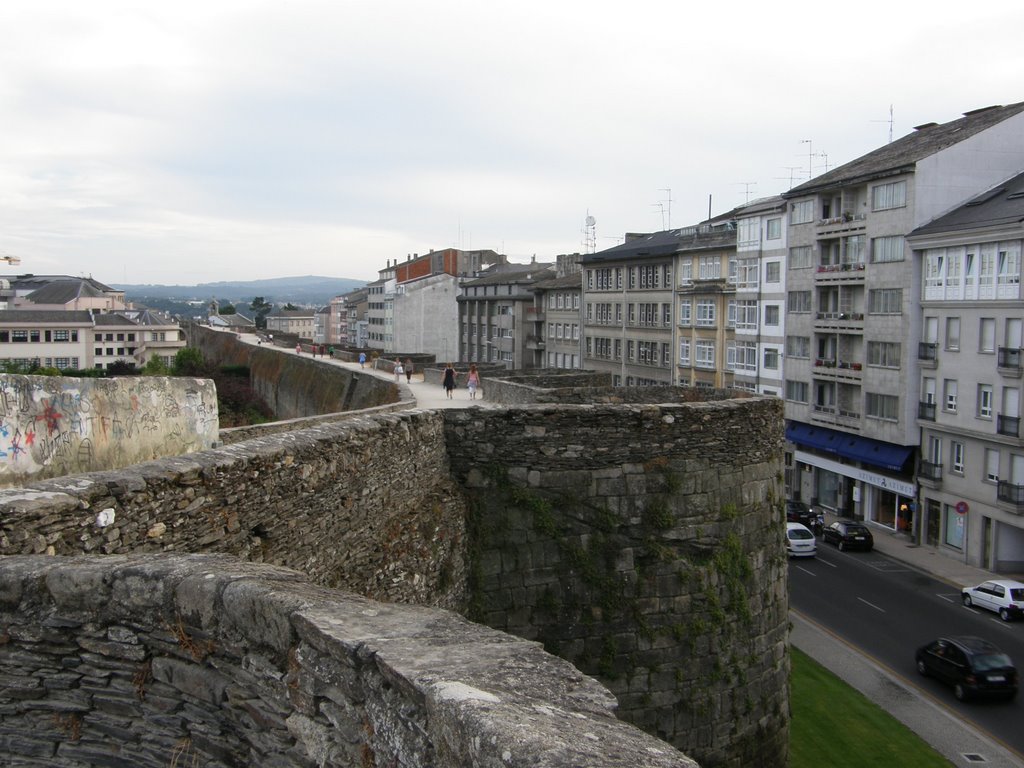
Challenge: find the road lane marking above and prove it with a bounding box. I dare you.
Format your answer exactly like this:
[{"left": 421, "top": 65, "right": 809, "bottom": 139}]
[
  {"left": 936, "top": 594, "right": 957, "bottom": 604},
  {"left": 857, "top": 597, "right": 885, "bottom": 613},
  {"left": 814, "top": 557, "right": 838, "bottom": 568},
  {"left": 795, "top": 565, "right": 816, "bottom": 576}
]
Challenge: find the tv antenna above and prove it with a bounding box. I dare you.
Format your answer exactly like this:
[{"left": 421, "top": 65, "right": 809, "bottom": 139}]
[
  {"left": 817, "top": 152, "right": 830, "bottom": 174},
  {"left": 652, "top": 202, "right": 667, "bottom": 230},
  {"left": 799, "top": 139, "right": 814, "bottom": 180},
  {"left": 736, "top": 182, "right": 757, "bottom": 204},
  {"left": 582, "top": 212, "right": 597, "bottom": 253},
  {"left": 775, "top": 166, "right": 802, "bottom": 189},
  {"left": 657, "top": 188, "right": 672, "bottom": 228},
  {"left": 872, "top": 104, "right": 895, "bottom": 144}
]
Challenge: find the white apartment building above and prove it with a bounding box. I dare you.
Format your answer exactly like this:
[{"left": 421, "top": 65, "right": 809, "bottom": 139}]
[{"left": 783, "top": 102, "right": 1024, "bottom": 538}]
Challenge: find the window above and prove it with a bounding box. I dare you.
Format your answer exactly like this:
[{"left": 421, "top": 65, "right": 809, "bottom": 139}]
[
  {"left": 678, "top": 339, "right": 690, "bottom": 366},
  {"left": 866, "top": 341, "right": 901, "bottom": 368},
  {"left": 978, "top": 384, "right": 993, "bottom": 418},
  {"left": 951, "top": 441, "right": 965, "bottom": 474},
  {"left": 985, "top": 448, "right": 1000, "bottom": 482},
  {"left": 698, "top": 256, "right": 720, "bottom": 280},
  {"left": 678, "top": 300, "right": 691, "bottom": 326},
  {"left": 53, "top": 330, "right": 70, "bottom": 342},
  {"left": 765, "top": 261, "right": 781, "bottom": 282},
  {"left": 766, "top": 218, "right": 781, "bottom": 240},
  {"left": 789, "top": 246, "right": 812, "bottom": 269},
  {"left": 736, "top": 258, "right": 759, "bottom": 288},
  {"left": 678, "top": 259, "right": 692, "bottom": 285},
  {"left": 734, "top": 341, "right": 757, "bottom": 372},
  {"left": 735, "top": 300, "right": 758, "bottom": 330},
  {"left": 790, "top": 200, "right": 814, "bottom": 224},
  {"left": 979, "top": 318, "right": 995, "bottom": 353},
  {"left": 866, "top": 393, "right": 899, "bottom": 421},
  {"left": 872, "top": 180, "right": 906, "bottom": 211},
  {"left": 945, "top": 317, "right": 960, "bottom": 350},
  {"left": 11, "top": 330, "right": 28, "bottom": 342},
  {"left": 871, "top": 236, "right": 905, "bottom": 263},
  {"left": 764, "top": 305, "right": 780, "bottom": 326},
  {"left": 786, "top": 380, "right": 809, "bottom": 403},
  {"left": 695, "top": 340, "right": 715, "bottom": 368},
  {"left": 868, "top": 288, "right": 902, "bottom": 314},
  {"left": 737, "top": 219, "right": 759, "bottom": 246},
  {"left": 786, "top": 335, "right": 810, "bottom": 358},
  {"left": 944, "top": 380, "right": 958, "bottom": 413},
  {"left": 764, "top": 348, "right": 779, "bottom": 370},
  {"left": 787, "top": 291, "right": 811, "bottom": 313},
  {"left": 696, "top": 300, "right": 716, "bottom": 327}
]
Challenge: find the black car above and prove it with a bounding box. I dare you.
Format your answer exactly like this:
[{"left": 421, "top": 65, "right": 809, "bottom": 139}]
[
  {"left": 915, "top": 636, "right": 1018, "bottom": 701},
  {"left": 822, "top": 520, "right": 874, "bottom": 551},
  {"left": 785, "top": 500, "right": 815, "bottom": 527}
]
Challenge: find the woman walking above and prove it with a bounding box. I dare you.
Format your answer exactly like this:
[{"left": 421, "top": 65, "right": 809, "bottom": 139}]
[
  {"left": 466, "top": 364, "right": 480, "bottom": 400},
  {"left": 442, "top": 363, "right": 457, "bottom": 399}
]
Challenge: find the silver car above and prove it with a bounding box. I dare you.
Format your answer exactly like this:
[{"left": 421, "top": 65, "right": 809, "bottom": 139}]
[
  {"left": 962, "top": 580, "right": 1024, "bottom": 622},
  {"left": 786, "top": 522, "right": 816, "bottom": 558}
]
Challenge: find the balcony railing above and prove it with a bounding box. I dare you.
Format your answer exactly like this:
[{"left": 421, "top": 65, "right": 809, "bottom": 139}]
[
  {"left": 918, "top": 460, "right": 943, "bottom": 482},
  {"left": 998, "top": 347, "right": 1022, "bottom": 376},
  {"left": 918, "top": 401, "right": 936, "bottom": 421},
  {"left": 998, "top": 414, "right": 1021, "bottom": 437},
  {"left": 918, "top": 342, "right": 938, "bottom": 366},
  {"left": 997, "top": 481, "right": 1024, "bottom": 513}
]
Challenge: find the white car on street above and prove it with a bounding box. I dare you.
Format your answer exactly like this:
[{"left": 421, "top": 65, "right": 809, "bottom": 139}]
[
  {"left": 962, "top": 580, "right": 1024, "bottom": 621},
  {"left": 786, "top": 522, "right": 816, "bottom": 558}
]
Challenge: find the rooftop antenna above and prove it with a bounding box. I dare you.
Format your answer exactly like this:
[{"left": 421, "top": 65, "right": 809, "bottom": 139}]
[
  {"left": 816, "top": 152, "right": 830, "bottom": 174},
  {"left": 582, "top": 212, "right": 597, "bottom": 253},
  {"left": 658, "top": 188, "right": 672, "bottom": 228},
  {"left": 775, "top": 166, "right": 802, "bottom": 189},
  {"left": 872, "top": 104, "right": 895, "bottom": 143},
  {"left": 652, "top": 202, "right": 666, "bottom": 230},
  {"left": 799, "top": 139, "right": 814, "bottom": 180},
  {"left": 736, "top": 182, "right": 757, "bottom": 204}
]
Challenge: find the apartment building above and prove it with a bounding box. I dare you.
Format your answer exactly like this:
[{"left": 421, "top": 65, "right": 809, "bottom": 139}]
[
  {"left": 581, "top": 231, "right": 678, "bottom": 385},
  {"left": 782, "top": 102, "right": 1024, "bottom": 537},
  {"left": 265, "top": 307, "right": 316, "bottom": 339},
  {"left": 530, "top": 254, "right": 584, "bottom": 370},
  {"left": 731, "top": 197, "right": 787, "bottom": 395},
  {"left": 457, "top": 262, "right": 555, "bottom": 368},
  {"left": 341, "top": 289, "right": 368, "bottom": 348},
  {"left": 909, "top": 172, "right": 1024, "bottom": 571}
]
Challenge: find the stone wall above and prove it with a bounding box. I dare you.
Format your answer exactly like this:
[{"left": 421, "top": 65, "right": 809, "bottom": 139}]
[
  {"left": 185, "top": 324, "right": 398, "bottom": 419},
  {"left": 481, "top": 379, "right": 749, "bottom": 407},
  {"left": 0, "top": 374, "right": 218, "bottom": 489},
  {"left": 0, "top": 411, "right": 468, "bottom": 612},
  {"left": 0, "top": 554, "right": 697, "bottom": 768},
  {"left": 444, "top": 398, "right": 789, "bottom": 768}
]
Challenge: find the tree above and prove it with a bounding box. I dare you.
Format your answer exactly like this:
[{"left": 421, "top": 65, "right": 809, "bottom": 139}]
[
  {"left": 249, "top": 296, "right": 273, "bottom": 329},
  {"left": 142, "top": 356, "right": 169, "bottom": 376},
  {"left": 220, "top": 303, "right": 237, "bottom": 315},
  {"left": 172, "top": 347, "right": 207, "bottom": 376},
  {"left": 283, "top": 302, "right": 298, "bottom": 311}
]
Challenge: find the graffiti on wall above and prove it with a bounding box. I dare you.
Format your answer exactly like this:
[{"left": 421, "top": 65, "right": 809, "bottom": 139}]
[{"left": 0, "top": 375, "right": 219, "bottom": 487}]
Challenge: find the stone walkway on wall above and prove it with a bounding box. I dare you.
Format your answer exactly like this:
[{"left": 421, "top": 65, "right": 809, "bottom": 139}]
[{"left": 240, "top": 333, "right": 498, "bottom": 411}]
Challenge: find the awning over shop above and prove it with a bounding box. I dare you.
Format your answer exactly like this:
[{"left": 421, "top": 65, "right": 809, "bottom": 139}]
[{"left": 785, "top": 422, "right": 914, "bottom": 472}]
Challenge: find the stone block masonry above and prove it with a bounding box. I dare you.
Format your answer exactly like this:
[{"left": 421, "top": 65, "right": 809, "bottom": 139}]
[
  {"left": 0, "top": 554, "right": 698, "bottom": 768},
  {"left": 444, "top": 397, "right": 789, "bottom": 768}
]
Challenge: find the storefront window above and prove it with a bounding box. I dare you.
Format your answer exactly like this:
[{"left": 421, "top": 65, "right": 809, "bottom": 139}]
[
  {"left": 815, "top": 470, "right": 840, "bottom": 510},
  {"left": 943, "top": 505, "right": 965, "bottom": 550}
]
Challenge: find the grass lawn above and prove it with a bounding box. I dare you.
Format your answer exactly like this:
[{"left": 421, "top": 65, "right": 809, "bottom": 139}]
[{"left": 790, "top": 647, "right": 952, "bottom": 768}]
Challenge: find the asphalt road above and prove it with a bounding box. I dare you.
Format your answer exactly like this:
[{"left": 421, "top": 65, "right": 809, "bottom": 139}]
[{"left": 789, "top": 544, "right": 1024, "bottom": 760}]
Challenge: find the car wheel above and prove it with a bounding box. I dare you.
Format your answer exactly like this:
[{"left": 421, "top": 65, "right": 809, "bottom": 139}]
[
  {"left": 963, "top": 594, "right": 973, "bottom": 607},
  {"left": 954, "top": 683, "right": 969, "bottom": 702},
  {"left": 916, "top": 659, "right": 928, "bottom": 676},
  {"left": 1000, "top": 608, "right": 1011, "bottom": 622},
  {"left": 838, "top": 541, "right": 846, "bottom": 552}
]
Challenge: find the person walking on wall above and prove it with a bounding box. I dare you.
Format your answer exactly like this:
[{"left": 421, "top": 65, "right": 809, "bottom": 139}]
[
  {"left": 296, "top": 343, "right": 302, "bottom": 355},
  {"left": 405, "top": 358, "right": 414, "bottom": 384},
  {"left": 394, "top": 359, "right": 404, "bottom": 383},
  {"left": 358, "top": 351, "right": 366, "bottom": 369},
  {"left": 466, "top": 364, "right": 480, "bottom": 400},
  {"left": 442, "top": 362, "right": 457, "bottom": 399}
]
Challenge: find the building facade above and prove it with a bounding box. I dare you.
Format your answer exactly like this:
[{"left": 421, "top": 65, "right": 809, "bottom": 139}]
[{"left": 531, "top": 256, "right": 583, "bottom": 370}]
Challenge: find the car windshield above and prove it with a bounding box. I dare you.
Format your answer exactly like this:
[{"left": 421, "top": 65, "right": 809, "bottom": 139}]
[
  {"left": 789, "top": 529, "right": 813, "bottom": 540},
  {"left": 1009, "top": 588, "right": 1024, "bottom": 601},
  {"left": 972, "top": 653, "right": 1013, "bottom": 671}
]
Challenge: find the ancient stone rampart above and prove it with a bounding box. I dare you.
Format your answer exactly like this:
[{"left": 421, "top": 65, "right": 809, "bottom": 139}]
[
  {"left": 185, "top": 324, "right": 397, "bottom": 419},
  {"left": 0, "top": 554, "right": 697, "bottom": 768},
  {"left": 0, "top": 375, "right": 218, "bottom": 488},
  {"left": 444, "top": 399, "right": 788, "bottom": 768}
]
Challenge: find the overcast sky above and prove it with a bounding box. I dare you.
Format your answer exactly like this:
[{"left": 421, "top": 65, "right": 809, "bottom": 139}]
[{"left": 2, "top": 1, "right": 1023, "bottom": 286}]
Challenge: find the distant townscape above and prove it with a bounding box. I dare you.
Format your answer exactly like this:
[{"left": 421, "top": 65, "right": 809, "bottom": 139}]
[{"left": 3, "top": 101, "right": 1024, "bottom": 575}]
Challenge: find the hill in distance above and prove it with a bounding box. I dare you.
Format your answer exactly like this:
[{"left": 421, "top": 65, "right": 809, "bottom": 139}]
[{"left": 114, "top": 276, "right": 368, "bottom": 307}]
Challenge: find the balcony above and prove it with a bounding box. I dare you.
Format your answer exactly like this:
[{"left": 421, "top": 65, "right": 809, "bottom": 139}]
[
  {"left": 816, "top": 213, "right": 867, "bottom": 237},
  {"left": 918, "top": 460, "right": 943, "bottom": 483},
  {"left": 814, "top": 262, "right": 867, "bottom": 283},
  {"left": 917, "top": 342, "right": 938, "bottom": 369},
  {"left": 813, "top": 359, "right": 863, "bottom": 381},
  {"left": 918, "top": 401, "right": 936, "bottom": 421},
  {"left": 997, "top": 414, "right": 1020, "bottom": 437},
  {"left": 525, "top": 334, "right": 546, "bottom": 350},
  {"left": 997, "top": 481, "right": 1024, "bottom": 513},
  {"left": 998, "top": 347, "right": 1022, "bottom": 377},
  {"left": 814, "top": 312, "right": 864, "bottom": 331},
  {"left": 526, "top": 307, "right": 546, "bottom": 323}
]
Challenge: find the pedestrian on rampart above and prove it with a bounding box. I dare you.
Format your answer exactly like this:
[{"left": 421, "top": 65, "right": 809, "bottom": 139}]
[
  {"left": 467, "top": 364, "right": 480, "bottom": 400},
  {"left": 405, "top": 358, "right": 414, "bottom": 383},
  {"left": 442, "top": 363, "right": 457, "bottom": 399}
]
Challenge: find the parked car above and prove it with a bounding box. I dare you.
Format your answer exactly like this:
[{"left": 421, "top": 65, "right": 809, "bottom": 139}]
[
  {"left": 822, "top": 520, "right": 874, "bottom": 552},
  {"left": 786, "top": 522, "right": 816, "bottom": 558},
  {"left": 785, "top": 500, "right": 815, "bottom": 527},
  {"left": 961, "top": 580, "right": 1024, "bottom": 622},
  {"left": 915, "top": 635, "right": 1018, "bottom": 701}
]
